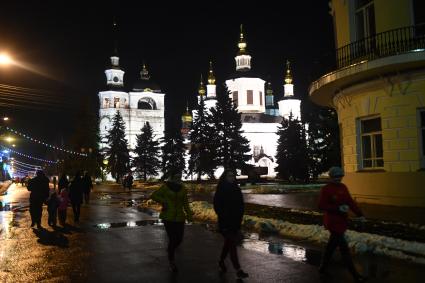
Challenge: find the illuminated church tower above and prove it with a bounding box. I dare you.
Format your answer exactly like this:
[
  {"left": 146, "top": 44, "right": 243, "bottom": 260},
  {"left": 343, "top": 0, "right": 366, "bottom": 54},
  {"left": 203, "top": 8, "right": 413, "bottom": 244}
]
[{"left": 278, "top": 61, "right": 301, "bottom": 120}]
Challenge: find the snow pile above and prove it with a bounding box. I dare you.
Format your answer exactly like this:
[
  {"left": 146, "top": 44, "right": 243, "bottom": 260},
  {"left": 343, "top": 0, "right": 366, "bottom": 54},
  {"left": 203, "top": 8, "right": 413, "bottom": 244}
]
[
  {"left": 190, "top": 201, "right": 425, "bottom": 264},
  {"left": 289, "top": 208, "right": 322, "bottom": 216}
]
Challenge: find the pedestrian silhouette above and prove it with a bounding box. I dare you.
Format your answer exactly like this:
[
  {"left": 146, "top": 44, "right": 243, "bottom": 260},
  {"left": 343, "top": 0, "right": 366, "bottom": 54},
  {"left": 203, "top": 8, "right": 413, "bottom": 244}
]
[
  {"left": 213, "top": 169, "right": 249, "bottom": 280},
  {"left": 82, "top": 171, "right": 93, "bottom": 204},
  {"left": 27, "top": 170, "right": 50, "bottom": 229},
  {"left": 150, "top": 173, "right": 193, "bottom": 273},
  {"left": 318, "top": 166, "right": 367, "bottom": 282},
  {"left": 69, "top": 171, "right": 84, "bottom": 224}
]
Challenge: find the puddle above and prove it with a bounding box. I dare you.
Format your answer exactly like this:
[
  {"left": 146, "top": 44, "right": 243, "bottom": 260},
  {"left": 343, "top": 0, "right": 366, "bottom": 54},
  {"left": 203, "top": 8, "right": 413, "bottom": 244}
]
[
  {"left": 241, "top": 232, "right": 322, "bottom": 265},
  {"left": 137, "top": 207, "right": 160, "bottom": 217},
  {"left": 94, "top": 219, "right": 162, "bottom": 229}
]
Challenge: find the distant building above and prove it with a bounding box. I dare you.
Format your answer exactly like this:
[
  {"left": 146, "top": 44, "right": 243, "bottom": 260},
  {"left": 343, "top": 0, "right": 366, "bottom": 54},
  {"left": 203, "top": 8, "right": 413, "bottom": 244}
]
[
  {"left": 182, "top": 25, "right": 302, "bottom": 177},
  {"left": 309, "top": 0, "right": 425, "bottom": 206},
  {"left": 98, "top": 53, "right": 165, "bottom": 150}
]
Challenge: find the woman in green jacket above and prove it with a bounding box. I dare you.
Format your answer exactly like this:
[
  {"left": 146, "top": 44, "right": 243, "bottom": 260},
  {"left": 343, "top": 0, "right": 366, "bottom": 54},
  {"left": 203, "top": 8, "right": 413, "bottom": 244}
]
[{"left": 151, "top": 174, "right": 193, "bottom": 272}]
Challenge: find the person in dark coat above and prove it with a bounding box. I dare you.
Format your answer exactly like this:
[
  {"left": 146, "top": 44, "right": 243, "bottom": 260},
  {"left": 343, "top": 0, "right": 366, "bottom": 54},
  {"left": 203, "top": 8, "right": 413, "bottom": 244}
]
[
  {"left": 47, "top": 187, "right": 59, "bottom": 227},
  {"left": 69, "top": 171, "right": 84, "bottom": 223},
  {"left": 27, "top": 170, "right": 50, "bottom": 229},
  {"left": 82, "top": 172, "right": 93, "bottom": 204},
  {"left": 213, "top": 170, "right": 248, "bottom": 279},
  {"left": 58, "top": 174, "right": 69, "bottom": 193},
  {"left": 318, "top": 166, "right": 366, "bottom": 282}
]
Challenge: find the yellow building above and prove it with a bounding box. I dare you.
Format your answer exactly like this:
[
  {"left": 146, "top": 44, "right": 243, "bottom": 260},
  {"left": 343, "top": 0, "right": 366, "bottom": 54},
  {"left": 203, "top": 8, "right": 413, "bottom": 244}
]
[{"left": 309, "top": 0, "right": 425, "bottom": 207}]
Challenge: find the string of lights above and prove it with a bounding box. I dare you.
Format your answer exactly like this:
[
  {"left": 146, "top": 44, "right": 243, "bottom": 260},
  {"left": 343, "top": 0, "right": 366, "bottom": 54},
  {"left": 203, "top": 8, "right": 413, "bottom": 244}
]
[
  {"left": 1, "top": 146, "right": 59, "bottom": 164},
  {"left": 11, "top": 161, "right": 42, "bottom": 170},
  {"left": 12, "top": 159, "right": 43, "bottom": 169},
  {"left": 5, "top": 126, "right": 88, "bottom": 157}
]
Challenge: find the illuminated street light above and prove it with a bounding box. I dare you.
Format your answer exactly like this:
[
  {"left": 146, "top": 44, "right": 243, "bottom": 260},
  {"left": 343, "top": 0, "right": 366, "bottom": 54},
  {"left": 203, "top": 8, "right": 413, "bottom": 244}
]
[
  {"left": 3, "top": 117, "right": 9, "bottom": 121},
  {"left": 5, "top": 136, "right": 14, "bottom": 143},
  {"left": 0, "top": 53, "right": 12, "bottom": 65},
  {"left": 12, "top": 144, "right": 16, "bottom": 147}
]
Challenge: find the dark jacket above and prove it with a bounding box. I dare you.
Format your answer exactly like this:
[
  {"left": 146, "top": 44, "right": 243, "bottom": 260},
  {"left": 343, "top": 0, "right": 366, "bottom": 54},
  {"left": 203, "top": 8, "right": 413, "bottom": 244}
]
[
  {"left": 318, "top": 182, "right": 363, "bottom": 234},
  {"left": 82, "top": 175, "right": 93, "bottom": 193},
  {"left": 58, "top": 176, "right": 69, "bottom": 191},
  {"left": 213, "top": 181, "right": 244, "bottom": 233},
  {"left": 69, "top": 176, "right": 84, "bottom": 204},
  {"left": 27, "top": 174, "right": 50, "bottom": 203}
]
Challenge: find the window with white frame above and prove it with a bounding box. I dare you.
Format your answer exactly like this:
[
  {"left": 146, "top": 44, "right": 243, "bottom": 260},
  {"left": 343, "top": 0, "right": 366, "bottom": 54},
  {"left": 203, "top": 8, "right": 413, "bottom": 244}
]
[
  {"left": 355, "top": 0, "right": 375, "bottom": 40},
  {"left": 360, "top": 117, "right": 383, "bottom": 168}
]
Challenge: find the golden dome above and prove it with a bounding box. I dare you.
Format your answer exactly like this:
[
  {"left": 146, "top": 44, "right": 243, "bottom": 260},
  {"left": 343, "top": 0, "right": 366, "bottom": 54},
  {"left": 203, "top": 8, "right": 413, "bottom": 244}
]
[
  {"left": 285, "top": 60, "right": 293, "bottom": 84},
  {"left": 198, "top": 74, "right": 206, "bottom": 96},
  {"left": 208, "top": 61, "right": 216, "bottom": 85},
  {"left": 182, "top": 107, "right": 193, "bottom": 123},
  {"left": 237, "top": 24, "right": 247, "bottom": 55}
]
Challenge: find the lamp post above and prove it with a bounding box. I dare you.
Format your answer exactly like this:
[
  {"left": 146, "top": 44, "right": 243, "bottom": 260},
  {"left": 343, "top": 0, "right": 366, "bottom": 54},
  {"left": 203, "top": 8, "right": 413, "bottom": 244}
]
[{"left": 0, "top": 53, "right": 12, "bottom": 66}]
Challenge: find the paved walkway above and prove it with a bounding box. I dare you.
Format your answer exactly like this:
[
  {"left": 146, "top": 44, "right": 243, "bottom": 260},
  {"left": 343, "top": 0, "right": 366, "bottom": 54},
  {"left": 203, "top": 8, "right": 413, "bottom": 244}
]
[{"left": 1, "top": 183, "right": 424, "bottom": 282}]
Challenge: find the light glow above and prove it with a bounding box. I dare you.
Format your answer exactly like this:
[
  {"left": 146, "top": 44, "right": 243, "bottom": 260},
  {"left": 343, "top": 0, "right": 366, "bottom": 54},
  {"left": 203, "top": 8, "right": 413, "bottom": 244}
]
[{"left": 0, "top": 53, "right": 12, "bottom": 65}]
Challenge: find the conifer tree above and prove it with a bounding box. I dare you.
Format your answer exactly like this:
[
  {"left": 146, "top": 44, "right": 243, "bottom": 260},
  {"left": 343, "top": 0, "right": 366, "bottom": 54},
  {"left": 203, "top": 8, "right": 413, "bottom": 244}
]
[
  {"left": 133, "top": 122, "right": 161, "bottom": 181},
  {"left": 276, "top": 113, "right": 309, "bottom": 182},
  {"left": 306, "top": 106, "right": 341, "bottom": 179},
  {"left": 188, "top": 96, "right": 217, "bottom": 179},
  {"left": 210, "top": 88, "right": 251, "bottom": 171},
  {"left": 161, "top": 128, "right": 186, "bottom": 180},
  {"left": 105, "top": 111, "right": 130, "bottom": 183}
]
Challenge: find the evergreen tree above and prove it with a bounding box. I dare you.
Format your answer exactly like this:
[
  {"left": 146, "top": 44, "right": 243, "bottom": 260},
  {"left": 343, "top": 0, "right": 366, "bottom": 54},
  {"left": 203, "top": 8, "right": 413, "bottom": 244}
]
[
  {"left": 105, "top": 111, "right": 130, "bottom": 183},
  {"left": 276, "top": 113, "right": 309, "bottom": 182},
  {"left": 210, "top": 88, "right": 251, "bottom": 171},
  {"left": 133, "top": 122, "right": 161, "bottom": 181},
  {"left": 62, "top": 97, "right": 101, "bottom": 177},
  {"left": 188, "top": 96, "right": 217, "bottom": 179},
  {"left": 161, "top": 128, "right": 186, "bottom": 180},
  {"left": 306, "top": 106, "right": 341, "bottom": 179}
]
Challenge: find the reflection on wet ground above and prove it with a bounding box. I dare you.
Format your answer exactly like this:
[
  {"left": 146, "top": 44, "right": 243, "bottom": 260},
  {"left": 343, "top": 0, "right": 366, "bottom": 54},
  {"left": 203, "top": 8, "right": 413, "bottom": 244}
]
[{"left": 94, "top": 219, "right": 162, "bottom": 229}]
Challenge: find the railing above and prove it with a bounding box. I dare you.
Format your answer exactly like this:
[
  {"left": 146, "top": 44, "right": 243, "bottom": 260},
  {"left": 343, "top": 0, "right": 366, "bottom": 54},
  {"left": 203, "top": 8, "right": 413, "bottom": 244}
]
[{"left": 336, "top": 23, "right": 425, "bottom": 69}]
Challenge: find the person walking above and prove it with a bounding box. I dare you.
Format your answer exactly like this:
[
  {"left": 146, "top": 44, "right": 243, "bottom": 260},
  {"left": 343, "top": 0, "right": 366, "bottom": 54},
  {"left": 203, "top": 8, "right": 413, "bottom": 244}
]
[
  {"left": 69, "top": 171, "right": 84, "bottom": 224},
  {"left": 52, "top": 176, "right": 57, "bottom": 191},
  {"left": 318, "top": 166, "right": 366, "bottom": 282},
  {"left": 58, "top": 174, "right": 69, "bottom": 193},
  {"left": 125, "top": 173, "right": 133, "bottom": 191},
  {"left": 27, "top": 170, "right": 50, "bottom": 229},
  {"left": 58, "top": 185, "right": 70, "bottom": 227},
  {"left": 82, "top": 172, "right": 93, "bottom": 204},
  {"left": 46, "top": 187, "right": 59, "bottom": 227},
  {"left": 150, "top": 173, "right": 193, "bottom": 273},
  {"left": 213, "top": 170, "right": 249, "bottom": 279}
]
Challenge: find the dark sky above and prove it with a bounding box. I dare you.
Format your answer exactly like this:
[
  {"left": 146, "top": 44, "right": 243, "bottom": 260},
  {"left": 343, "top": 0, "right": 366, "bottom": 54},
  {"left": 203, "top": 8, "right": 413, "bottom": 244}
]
[{"left": 0, "top": 1, "right": 334, "bottom": 157}]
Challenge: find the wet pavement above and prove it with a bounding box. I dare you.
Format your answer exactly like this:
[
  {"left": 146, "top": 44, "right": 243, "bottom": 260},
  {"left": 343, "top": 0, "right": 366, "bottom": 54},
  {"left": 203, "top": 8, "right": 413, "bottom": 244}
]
[
  {"left": 242, "top": 191, "right": 425, "bottom": 225},
  {"left": 1, "top": 183, "right": 425, "bottom": 282}
]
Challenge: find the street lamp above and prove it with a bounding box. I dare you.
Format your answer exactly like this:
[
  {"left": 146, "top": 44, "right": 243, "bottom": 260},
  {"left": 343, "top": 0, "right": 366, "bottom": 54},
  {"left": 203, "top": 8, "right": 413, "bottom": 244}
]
[
  {"left": 0, "top": 53, "right": 12, "bottom": 66},
  {"left": 5, "top": 136, "right": 14, "bottom": 143}
]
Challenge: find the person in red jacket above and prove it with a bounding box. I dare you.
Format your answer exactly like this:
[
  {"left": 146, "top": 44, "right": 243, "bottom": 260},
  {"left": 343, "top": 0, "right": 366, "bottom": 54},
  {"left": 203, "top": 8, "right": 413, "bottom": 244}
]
[{"left": 318, "top": 166, "right": 366, "bottom": 282}]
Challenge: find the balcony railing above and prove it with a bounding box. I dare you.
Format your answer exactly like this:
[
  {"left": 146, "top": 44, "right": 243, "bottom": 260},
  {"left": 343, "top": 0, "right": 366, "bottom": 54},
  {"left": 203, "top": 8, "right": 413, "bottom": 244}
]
[{"left": 336, "top": 23, "right": 425, "bottom": 69}]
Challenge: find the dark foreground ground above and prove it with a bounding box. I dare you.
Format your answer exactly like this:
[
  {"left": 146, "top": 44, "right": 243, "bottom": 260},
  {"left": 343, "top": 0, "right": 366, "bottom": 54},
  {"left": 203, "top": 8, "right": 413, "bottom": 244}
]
[{"left": 1, "top": 183, "right": 424, "bottom": 282}]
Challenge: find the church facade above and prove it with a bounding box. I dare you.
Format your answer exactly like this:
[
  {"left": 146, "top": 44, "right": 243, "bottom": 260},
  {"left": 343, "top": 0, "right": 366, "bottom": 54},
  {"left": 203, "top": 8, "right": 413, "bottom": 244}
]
[
  {"left": 183, "top": 26, "right": 302, "bottom": 178},
  {"left": 98, "top": 54, "right": 165, "bottom": 150}
]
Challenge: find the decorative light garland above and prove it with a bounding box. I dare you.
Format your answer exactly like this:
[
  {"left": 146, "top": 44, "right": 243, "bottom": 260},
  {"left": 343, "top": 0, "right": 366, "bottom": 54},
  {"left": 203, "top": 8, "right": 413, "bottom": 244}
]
[
  {"left": 1, "top": 146, "right": 59, "bottom": 164},
  {"left": 12, "top": 159, "right": 42, "bottom": 169},
  {"left": 12, "top": 160, "right": 42, "bottom": 170},
  {"left": 5, "top": 126, "right": 88, "bottom": 157}
]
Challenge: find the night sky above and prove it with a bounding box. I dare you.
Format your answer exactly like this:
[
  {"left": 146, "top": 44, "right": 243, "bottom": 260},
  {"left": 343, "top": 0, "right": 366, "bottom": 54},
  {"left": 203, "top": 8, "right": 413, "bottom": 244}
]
[{"left": 0, "top": 1, "right": 334, "bottom": 156}]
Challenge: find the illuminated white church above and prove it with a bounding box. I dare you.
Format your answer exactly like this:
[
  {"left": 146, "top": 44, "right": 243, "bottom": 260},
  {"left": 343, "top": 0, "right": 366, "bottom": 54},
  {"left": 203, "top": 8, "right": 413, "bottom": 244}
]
[
  {"left": 182, "top": 26, "right": 301, "bottom": 177},
  {"left": 98, "top": 51, "right": 165, "bottom": 150}
]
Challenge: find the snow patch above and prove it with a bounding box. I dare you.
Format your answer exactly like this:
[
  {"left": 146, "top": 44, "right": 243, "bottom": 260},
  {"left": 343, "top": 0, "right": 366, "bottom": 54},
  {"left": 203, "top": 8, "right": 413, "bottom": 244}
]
[{"left": 190, "top": 201, "right": 425, "bottom": 264}]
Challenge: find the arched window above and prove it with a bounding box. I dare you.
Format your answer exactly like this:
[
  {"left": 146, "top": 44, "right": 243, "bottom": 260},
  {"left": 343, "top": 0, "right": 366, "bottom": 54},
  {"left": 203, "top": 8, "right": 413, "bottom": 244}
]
[{"left": 137, "top": 97, "right": 157, "bottom": 110}]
